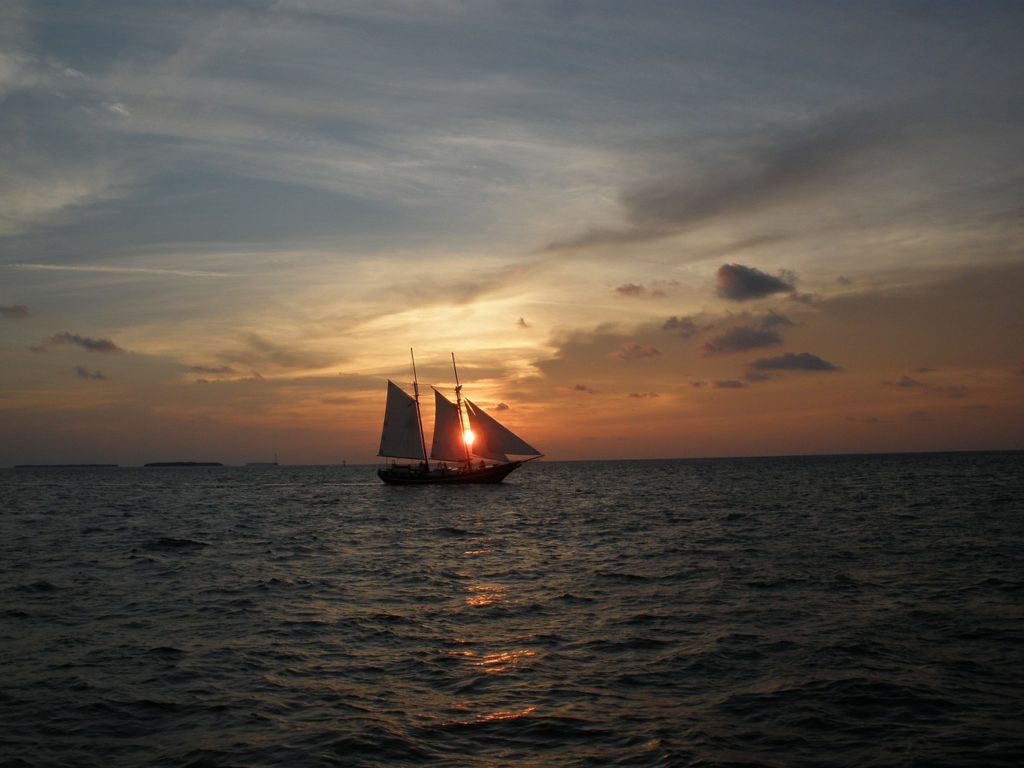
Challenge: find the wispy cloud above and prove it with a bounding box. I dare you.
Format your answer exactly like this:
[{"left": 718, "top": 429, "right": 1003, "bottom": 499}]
[
  {"left": 702, "top": 326, "right": 782, "bottom": 355},
  {"left": 750, "top": 352, "right": 840, "bottom": 372},
  {"left": 187, "top": 365, "right": 238, "bottom": 375},
  {"left": 615, "top": 283, "right": 645, "bottom": 297},
  {"left": 881, "top": 375, "right": 926, "bottom": 388},
  {"left": 880, "top": 373, "right": 969, "bottom": 399},
  {"left": 11, "top": 264, "right": 230, "bottom": 278},
  {"left": 662, "top": 315, "right": 699, "bottom": 338},
  {"left": 760, "top": 311, "right": 795, "bottom": 330},
  {"left": 216, "top": 333, "right": 334, "bottom": 372},
  {"left": 1, "top": 304, "right": 31, "bottom": 318},
  {"left": 614, "top": 342, "right": 660, "bottom": 360},
  {"left": 546, "top": 109, "right": 911, "bottom": 251},
  {"left": 75, "top": 365, "right": 107, "bottom": 380},
  {"left": 32, "top": 332, "right": 124, "bottom": 354},
  {"left": 613, "top": 282, "right": 669, "bottom": 299}
]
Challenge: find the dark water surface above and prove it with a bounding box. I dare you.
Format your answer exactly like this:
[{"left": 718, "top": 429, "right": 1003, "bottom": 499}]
[{"left": 2, "top": 452, "right": 1022, "bottom": 767}]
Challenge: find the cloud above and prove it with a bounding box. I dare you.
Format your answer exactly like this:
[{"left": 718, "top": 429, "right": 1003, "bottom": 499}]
[
  {"left": 572, "top": 384, "right": 597, "bottom": 394},
  {"left": 217, "top": 333, "right": 334, "bottom": 372},
  {"left": 546, "top": 109, "right": 905, "bottom": 250},
  {"left": 493, "top": 402, "right": 510, "bottom": 411},
  {"left": 614, "top": 342, "right": 660, "bottom": 360},
  {"left": 750, "top": 352, "right": 840, "bottom": 372},
  {"left": 12, "top": 263, "right": 230, "bottom": 278},
  {"left": 31, "top": 331, "right": 124, "bottom": 353},
  {"left": 74, "top": 366, "right": 107, "bottom": 380},
  {"left": 881, "top": 375, "right": 926, "bottom": 388},
  {"left": 716, "top": 264, "right": 795, "bottom": 301},
  {"left": 848, "top": 415, "right": 883, "bottom": 424},
  {"left": 628, "top": 392, "right": 659, "bottom": 398},
  {"left": 702, "top": 326, "right": 782, "bottom": 355},
  {"left": 788, "top": 292, "right": 816, "bottom": 305},
  {"left": 187, "top": 365, "right": 238, "bottom": 375},
  {"left": 615, "top": 283, "right": 644, "bottom": 297},
  {"left": 1, "top": 304, "right": 31, "bottom": 318},
  {"left": 759, "top": 311, "right": 794, "bottom": 330},
  {"left": 714, "top": 380, "right": 746, "bottom": 389},
  {"left": 612, "top": 282, "right": 672, "bottom": 299},
  {"left": 879, "top": 375, "right": 967, "bottom": 398},
  {"left": 662, "top": 315, "right": 699, "bottom": 338}
]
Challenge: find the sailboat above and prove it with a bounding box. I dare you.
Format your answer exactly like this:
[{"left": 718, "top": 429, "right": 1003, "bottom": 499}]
[{"left": 377, "top": 351, "right": 542, "bottom": 484}]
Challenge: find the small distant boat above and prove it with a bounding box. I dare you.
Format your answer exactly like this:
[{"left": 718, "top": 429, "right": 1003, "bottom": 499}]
[{"left": 377, "top": 350, "right": 542, "bottom": 485}]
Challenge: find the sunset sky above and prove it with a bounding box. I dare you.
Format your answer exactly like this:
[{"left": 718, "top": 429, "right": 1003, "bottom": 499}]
[{"left": 2, "top": 1, "right": 1022, "bottom": 465}]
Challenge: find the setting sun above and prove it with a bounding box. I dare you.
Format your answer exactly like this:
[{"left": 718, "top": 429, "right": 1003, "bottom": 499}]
[{"left": 463, "top": 429, "right": 475, "bottom": 447}]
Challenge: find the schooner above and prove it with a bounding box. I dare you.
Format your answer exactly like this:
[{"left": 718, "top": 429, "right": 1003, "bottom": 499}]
[{"left": 377, "top": 350, "right": 542, "bottom": 484}]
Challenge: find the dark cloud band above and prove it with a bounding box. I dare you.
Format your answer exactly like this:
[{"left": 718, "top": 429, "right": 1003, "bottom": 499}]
[
  {"left": 750, "top": 352, "right": 839, "bottom": 372},
  {"left": 32, "top": 332, "right": 124, "bottom": 353}
]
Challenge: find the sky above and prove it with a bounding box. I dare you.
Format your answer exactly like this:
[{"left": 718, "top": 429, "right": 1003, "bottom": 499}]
[{"left": 1, "top": 0, "right": 1022, "bottom": 466}]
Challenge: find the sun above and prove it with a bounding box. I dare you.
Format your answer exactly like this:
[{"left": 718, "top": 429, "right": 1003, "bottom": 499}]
[{"left": 463, "top": 429, "right": 475, "bottom": 447}]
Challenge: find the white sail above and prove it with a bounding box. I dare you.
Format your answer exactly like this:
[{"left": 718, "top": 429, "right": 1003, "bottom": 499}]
[
  {"left": 378, "top": 380, "right": 426, "bottom": 461},
  {"left": 464, "top": 399, "right": 541, "bottom": 459},
  {"left": 430, "top": 388, "right": 469, "bottom": 462}
]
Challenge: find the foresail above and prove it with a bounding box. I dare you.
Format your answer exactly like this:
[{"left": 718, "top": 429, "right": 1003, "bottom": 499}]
[
  {"left": 430, "top": 388, "right": 468, "bottom": 462},
  {"left": 378, "top": 380, "right": 426, "bottom": 461},
  {"left": 464, "top": 399, "right": 542, "bottom": 459}
]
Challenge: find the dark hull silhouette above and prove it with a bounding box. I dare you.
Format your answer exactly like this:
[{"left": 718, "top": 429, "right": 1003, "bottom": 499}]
[{"left": 378, "top": 461, "right": 521, "bottom": 485}]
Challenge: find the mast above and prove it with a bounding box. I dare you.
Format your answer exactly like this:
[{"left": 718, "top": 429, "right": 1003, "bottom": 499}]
[
  {"left": 451, "top": 352, "right": 472, "bottom": 466},
  {"left": 410, "top": 348, "right": 430, "bottom": 469}
]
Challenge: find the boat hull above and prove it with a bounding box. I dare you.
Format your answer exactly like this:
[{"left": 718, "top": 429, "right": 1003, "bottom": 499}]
[{"left": 377, "top": 461, "right": 522, "bottom": 485}]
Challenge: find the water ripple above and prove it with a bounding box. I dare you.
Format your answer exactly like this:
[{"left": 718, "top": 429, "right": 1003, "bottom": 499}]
[{"left": 2, "top": 453, "right": 1023, "bottom": 766}]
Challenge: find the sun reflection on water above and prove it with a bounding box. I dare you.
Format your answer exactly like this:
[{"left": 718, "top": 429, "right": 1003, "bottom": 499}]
[
  {"left": 474, "top": 648, "right": 536, "bottom": 673},
  {"left": 474, "top": 705, "right": 537, "bottom": 723},
  {"left": 464, "top": 583, "right": 509, "bottom": 607},
  {"left": 442, "top": 705, "right": 538, "bottom": 728}
]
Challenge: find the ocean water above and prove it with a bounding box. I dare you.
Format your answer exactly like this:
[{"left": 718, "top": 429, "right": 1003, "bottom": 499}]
[{"left": 1, "top": 452, "right": 1022, "bottom": 767}]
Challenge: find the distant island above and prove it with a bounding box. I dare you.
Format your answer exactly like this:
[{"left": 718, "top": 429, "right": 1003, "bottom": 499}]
[
  {"left": 14, "top": 464, "right": 119, "bottom": 468},
  {"left": 143, "top": 461, "right": 223, "bottom": 467}
]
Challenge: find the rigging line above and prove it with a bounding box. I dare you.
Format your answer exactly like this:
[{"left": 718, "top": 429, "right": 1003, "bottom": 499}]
[
  {"left": 452, "top": 352, "right": 471, "bottom": 466},
  {"left": 410, "top": 348, "right": 429, "bottom": 469}
]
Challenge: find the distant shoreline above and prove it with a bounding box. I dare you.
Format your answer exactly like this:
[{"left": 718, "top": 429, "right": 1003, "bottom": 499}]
[
  {"left": 4, "top": 448, "right": 1021, "bottom": 470},
  {"left": 14, "top": 464, "right": 119, "bottom": 468},
  {"left": 143, "top": 462, "right": 224, "bottom": 467}
]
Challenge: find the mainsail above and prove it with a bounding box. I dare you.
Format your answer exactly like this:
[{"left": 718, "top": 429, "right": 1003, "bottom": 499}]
[
  {"left": 430, "top": 388, "right": 469, "bottom": 462},
  {"left": 378, "top": 380, "right": 426, "bottom": 461},
  {"left": 464, "top": 398, "right": 541, "bottom": 461}
]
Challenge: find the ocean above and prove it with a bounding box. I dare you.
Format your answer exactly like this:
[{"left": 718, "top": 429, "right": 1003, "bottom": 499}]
[{"left": 1, "top": 452, "right": 1022, "bottom": 767}]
